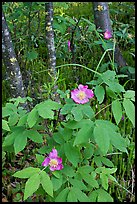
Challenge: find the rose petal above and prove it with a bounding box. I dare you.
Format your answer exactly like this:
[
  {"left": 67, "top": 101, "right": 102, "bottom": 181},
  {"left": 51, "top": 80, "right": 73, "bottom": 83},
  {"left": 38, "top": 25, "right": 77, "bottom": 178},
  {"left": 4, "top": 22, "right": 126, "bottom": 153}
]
[
  {"left": 56, "top": 164, "right": 64, "bottom": 170},
  {"left": 42, "top": 157, "right": 50, "bottom": 166},
  {"left": 57, "top": 157, "right": 62, "bottom": 164},
  {"left": 49, "top": 148, "right": 58, "bottom": 158}
]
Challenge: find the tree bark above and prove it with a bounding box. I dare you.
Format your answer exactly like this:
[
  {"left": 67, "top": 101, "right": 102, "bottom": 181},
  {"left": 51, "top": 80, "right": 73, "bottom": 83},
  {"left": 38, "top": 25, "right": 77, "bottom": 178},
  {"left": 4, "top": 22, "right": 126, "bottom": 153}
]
[
  {"left": 45, "top": 3, "right": 59, "bottom": 101},
  {"left": 2, "top": 11, "right": 26, "bottom": 98},
  {"left": 93, "top": 2, "right": 127, "bottom": 68}
]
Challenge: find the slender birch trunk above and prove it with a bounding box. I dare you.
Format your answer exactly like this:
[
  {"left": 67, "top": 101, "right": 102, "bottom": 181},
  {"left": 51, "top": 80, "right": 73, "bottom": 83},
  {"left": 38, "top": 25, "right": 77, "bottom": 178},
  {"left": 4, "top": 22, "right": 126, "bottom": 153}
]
[
  {"left": 2, "top": 11, "right": 26, "bottom": 98},
  {"left": 2, "top": 11, "right": 29, "bottom": 110},
  {"left": 93, "top": 2, "right": 127, "bottom": 68}
]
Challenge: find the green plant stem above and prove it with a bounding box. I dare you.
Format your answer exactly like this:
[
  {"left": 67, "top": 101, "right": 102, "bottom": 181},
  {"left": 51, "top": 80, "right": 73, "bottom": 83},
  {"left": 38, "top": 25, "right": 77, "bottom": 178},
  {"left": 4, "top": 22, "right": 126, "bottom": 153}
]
[
  {"left": 38, "top": 166, "right": 47, "bottom": 174},
  {"left": 34, "top": 63, "right": 102, "bottom": 76},
  {"left": 114, "top": 180, "right": 135, "bottom": 197}
]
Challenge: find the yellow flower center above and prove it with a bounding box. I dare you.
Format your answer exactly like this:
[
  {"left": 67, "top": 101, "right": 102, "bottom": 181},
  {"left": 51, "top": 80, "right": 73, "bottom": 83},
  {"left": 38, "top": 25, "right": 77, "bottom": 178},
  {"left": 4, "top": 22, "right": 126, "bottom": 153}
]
[
  {"left": 49, "top": 159, "right": 58, "bottom": 167},
  {"left": 77, "top": 91, "right": 86, "bottom": 100}
]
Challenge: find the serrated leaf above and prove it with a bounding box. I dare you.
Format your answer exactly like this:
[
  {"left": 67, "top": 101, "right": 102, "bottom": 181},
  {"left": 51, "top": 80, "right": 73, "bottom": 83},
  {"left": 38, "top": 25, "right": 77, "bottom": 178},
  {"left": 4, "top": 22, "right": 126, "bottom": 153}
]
[
  {"left": 60, "top": 104, "right": 74, "bottom": 115},
  {"left": 123, "top": 90, "right": 135, "bottom": 102},
  {"left": 14, "top": 131, "right": 27, "bottom": 154},
  {"left": 95, "top": 85, "right": 105, "bottom": 104},
  {"left": 97, "top": 189, "right": 113, "bottom": 202},
  {"left": 112, "top": 100, "right": 122, "bottom": 125},
  {"left": 123, "top": 98, "right": 135, "bottom": 127},
  {"left": 2, "top": 119, "right": 10, "bottom": 131},
  {"left": 81, "top": 105, "right": 95, "bottom": 119},
  {"left": 13, "top": 167, "right": 40, "bottom": 178},
  {"left": 40, "top": 171, "right": 53, "bottom": 197},
  {"left": 72, "top": 187, "right": 90, "bottom": 202},
  {"left": 2, "top": 132, "right": 16, "bottom": 147},
  {"left": 61, "top": 166, "right": 76, "bottom": 177},
  {"left": 110, "top": 132, "right": 128, "bottom": 152},
  {"left": 26, "top": 130, "right": 43, "bottom": 143},
  {"left": 71, "top": 106, "right": 83, "bottom": 121},
  {"left": 94, "top": 126, "right": 110, "bottom": 155},
  {"left": 106, "top": 81, "right": 125, "bottom": 93},
  {"left": 37, "top": 106, "right": 54, "bottom": 119},
  {"left": 24, "top": 173, "right": 40, "bottom": 200},
  {"left": 64, "top": 143, "right": 80, "bottom": 167},
  {"left": 51, "top": 176, "right": 63, "bottom": 191},
  {"left": 8, "top": 113, "right": 19, "bottom": 126},
  {"left": 2, "top": 107, "right": 14, "bottom": 117},
  {"left": 67, "top": 188, "right": 78, "bottom": 202},
  {"left": 55, "top": 187, "right": 69, "bottom": 202},
  {"left": 69, "top": 178, "right": 87, "bottom": 191},
  {"left": 94, "top": 156, "right": 102, "bottom": 167},
  {"left": 101, "top": 157, "right": 114, "bottom": 167},
  {"left": 17, "top": 114, "right": 28, "bottom": 126},
  {"left": 100, "top": 173, "right": 108, "bottom": 190},
  {"left": 80, "top": 172, "right": 99, "bottom": 188},
  {"left": 73, "top": 122, "right": 93, "bottom": 146},
  {"left": 27, "top": 108, "right": 39, "bottom": 128},
  {"left": 89, "top": 190, "right": 98, "bottom": 202},
  {"left": 36, "top": 154, "right": 45, "bottom": 165}
]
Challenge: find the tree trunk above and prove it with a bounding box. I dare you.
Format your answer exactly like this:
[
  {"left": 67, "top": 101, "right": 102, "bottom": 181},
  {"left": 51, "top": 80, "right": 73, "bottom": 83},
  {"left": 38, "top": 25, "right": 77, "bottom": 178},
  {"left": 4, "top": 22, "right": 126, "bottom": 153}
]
[
  {"left": 2, "top": 11, "right": 29, "bottom": 110},
  {"left": 45, "top": 3, "right": 60, "bottom": 102},
  {"left": 93, "top": 2, "right": 127, "bottom": 68}
]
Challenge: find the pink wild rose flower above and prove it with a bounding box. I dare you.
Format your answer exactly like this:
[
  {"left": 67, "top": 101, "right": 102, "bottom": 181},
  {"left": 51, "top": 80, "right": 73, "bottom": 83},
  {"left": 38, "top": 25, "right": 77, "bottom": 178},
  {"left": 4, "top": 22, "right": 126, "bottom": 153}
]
[
  {"left": 104, "top": 30, "right": 112, "bottom": 40},
  {"left": 42, "top": 148, "right": 63, "bottom": 171},
  {"left": 71, "top": 84, "right": 94, "bottom": 104},
  {"left": 68, "top": 40, "right": 71, "bottom": 52}
]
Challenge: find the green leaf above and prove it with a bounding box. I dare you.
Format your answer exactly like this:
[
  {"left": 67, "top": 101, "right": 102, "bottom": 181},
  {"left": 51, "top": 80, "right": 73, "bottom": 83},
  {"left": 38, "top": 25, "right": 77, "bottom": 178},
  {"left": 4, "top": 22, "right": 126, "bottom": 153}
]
[
  {"left": 97, "top": 189, "right": 113, "bottom": 202},
  {"left": 69, "top": 178, "right": 87, "bottom": 191},
  {"left": 8, "top": 113, "right": 19, "bottom": 126},
  {"left": 80, "top": 172, "right": 99, "bottom": 188},
  {"left": 60, "top": 104, "right": 74, "bottom": 115},
  {"left": 81, "top": 105, "right": 95, "bottom": 119},
  {"left": 106, "top": 81, "right": 125, "bottom": 93},
  {"left": 36, "top": 154, "right": 45, "bottom": 165},
  {"left": 89, "top": 190, "right": 98, "bottom": 202},
  {"left": 24, "top": 173, "right": 41, "bottom": 200},
  {"left": 123, "top": 98, "right": 135, "bottom": 127},
  {"left": 94, "top": 125, "right": 110, "bottom": 155},
  {"left": 61, "top": 166, "right": 76, "bottom": 177},
  {"left": 101, "top": 157, "right": 114, "bottom": 167},
  {"left": 95, "top": 85, "right": 105, "bottom": 104},
  {"left": 26, "top": 50, "right": 38, "bottom": 61},
  {"left": 2, "top": 107, "right": 14, "bottom": 117},
  {"left": 2, "top": 132, "right": 16, "bottom": 147},
  {"left": 73, "top": 122, "right": 94, "bottom": 146},
  {"left": 26, "top": 130, "right": 43, "bottom": 143},
  {"left": 64, "top": 142, "right": 80, "bottom": 167},
  {"left": 72, "top": 187, "right": 90, "bottom": 202},
  {"left": 71, "top": 106, "right": 83, "bottom": 121},
  {"left": 55, "top": 187, "right": 69, "bottom": 202},
  {"left": 112, "top": 100, "right": 122, "bottom": 125},
  {"left": 13, "top": 167, "right": 40, "bottom": 178},
  {"left": 17, "top": 114, "right": 28, "bottom": 126},
  {"left": 27, "top": 108, "right": 39, "bottom": 128},
  {"left": 2, "top": 119, "right": 10, "bottom": 131},
  {"left": 84, "top": 143, "right": 94, "bottom": 159},
  {"left": 51, "top": 176, "right": 63, "bottom": 191},
  {"left": 110, "top": 132, "right": 128, "bottom": 152},
  {"left": 67, "top": 188, "right": 78, "bottom": 202},
  {"left": 123, "top": 90, "right": 135, "bottom": 102},
  {"left": 40, "top": 171, "right": 53, "bottom": 197},
  {"left": 94, "top": 156, "right": 102, "bottom": 167},
  {"left": 37, "top": 106, "right": 54, "bottom": 119},
  {"left": 100, "top": 173, "right": 108, "bottom": 190},
  {"left": 14, "top": 130, "right": 27, "bottom": 154}
]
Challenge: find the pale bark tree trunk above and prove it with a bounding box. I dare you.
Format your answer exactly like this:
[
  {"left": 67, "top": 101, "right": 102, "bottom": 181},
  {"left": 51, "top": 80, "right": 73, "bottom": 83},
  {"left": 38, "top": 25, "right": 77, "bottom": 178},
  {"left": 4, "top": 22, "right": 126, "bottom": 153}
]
[
  {"left": 2, "top": 11, "right": 26, "bottom": 98},
  {"left": 45, "top": 3, "right": 59, "bottom": 102},
  {"left": 93, "top": 2, "right": 127, "bottom": 68},
  {"left": 2, "top": 11, "right": 29, "bottom": 110}
]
